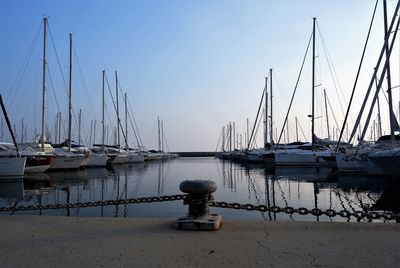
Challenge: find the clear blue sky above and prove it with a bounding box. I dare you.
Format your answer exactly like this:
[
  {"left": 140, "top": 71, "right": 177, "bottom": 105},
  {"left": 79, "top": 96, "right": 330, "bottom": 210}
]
[{"left": 1, "top": 0, "right": 398, "bottom": 151}]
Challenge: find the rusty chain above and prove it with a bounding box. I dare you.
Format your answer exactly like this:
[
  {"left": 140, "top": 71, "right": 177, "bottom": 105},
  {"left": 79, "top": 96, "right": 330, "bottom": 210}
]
[{"left": 0, "top": 194, "right": 398, "bottom": 221}]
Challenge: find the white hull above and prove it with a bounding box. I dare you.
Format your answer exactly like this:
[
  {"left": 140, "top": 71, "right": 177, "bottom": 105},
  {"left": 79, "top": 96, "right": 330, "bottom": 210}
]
[
  {"left": 111, "top": 154, "right": 131, "bottom": 164},
  {"left": 48, "top": 156, "right": 84, "bottom": 170},
  {"left": 0, "top": 157, "right": 26, "bottom": 177},
  {"left": 275, "top": 150, "right": 335, "bottom": 167},
  {"left": 127, "top": 154, "right": 145, "bottom": 163},
  {"left": 81, "top": 154, "right": 108, "bottom": 167},
  {"left": 239, "top": 149, "right": 266, "bottom": 162}
]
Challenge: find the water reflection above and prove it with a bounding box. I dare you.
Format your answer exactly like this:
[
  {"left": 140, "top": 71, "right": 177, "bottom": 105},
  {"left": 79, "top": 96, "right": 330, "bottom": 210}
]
[
  {"left": 217, "top": 159, "right": 398, "bottom": 222},
  {"left": 0, "top": 158, "right": 398, "bottom": 222},
  {"left": 0, "top": 181, "right": 24, "bottom": 200}
]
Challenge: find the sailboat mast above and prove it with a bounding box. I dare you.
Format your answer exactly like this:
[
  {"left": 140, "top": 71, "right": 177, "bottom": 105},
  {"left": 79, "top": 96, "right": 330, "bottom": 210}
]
[
  {"left": 41, "top": 17, "right": 48, "bottom": 151},
  {"left": 55, "top": 113, "right": 58, "bottom": 143},
  {"left": 232, "top": 121, "right": 236, "bottom": 151},
  {"left": 295, "top": 116, "right": 299, "bottom": 142},
  {"left": 264, "top": 77, "right": 268, "bottom": 148},
  {"left": 246, "top": 118, "right": 249, "bottom": 147},
  {"left": 229, "top": 122, "right": 232, "bottom": 151},
  {"left": 78, "top": 109, "right": 81, "bottom": 145},
  {"left": 58, "top": 112, "right": 61, "bottom": 143},
  {"left": 323, "top": 89, "right": 331, "bottom": 140},
  {"left": 125, "top": 93, "right": 128, "bottom": 149},
  {"left": 102, "top": 70, "right": 105, "bottom": 152},
  {"left": 374, "top": 68, "right": 383, "bottom": 137},
  {"left": 161, "top": 119, "right": 164, "bottom": 152},
  {"left": 115, "top": 71, "right": 120, "bottom": 150},
  {"left": 21, "top": 118, "right": 24, "bottom": 144},
  {"left": 157, "top": 117, "right": 161, "bottom": 151},
  {"left": 94, "top": 120, "right": 97, "bottom": 144},
  {"left": 311, "top": 17, "right": 316, "bottom": 149},
  {"left": 269, "top": 68, "right": 274, "bottom": 145},
  {"left": 68, "top": 33, "right": 72, "bottom": 152},
  {"left": 383, "top": 0, "right": 396, "bottom": 142},
  {"left": 221, "top": 126, "right": 225, "bottom": 152}
]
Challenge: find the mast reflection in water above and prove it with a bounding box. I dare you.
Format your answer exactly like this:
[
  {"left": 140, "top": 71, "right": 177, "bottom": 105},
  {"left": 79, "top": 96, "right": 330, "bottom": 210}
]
[{"left": 0, "top": 157, "right": 398, "bottom": 222}]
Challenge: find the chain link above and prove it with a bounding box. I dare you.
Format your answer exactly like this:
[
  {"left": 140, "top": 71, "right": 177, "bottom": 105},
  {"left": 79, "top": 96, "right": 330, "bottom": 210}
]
[
  {"left": 0, "top": 194, "right": 186, "bottom": 212},
  {"left": 0, "top": 195, "right": 399, "bottom": 221},
  {"left": 210, "top": 201, "right": 400, "bottom": 221}
]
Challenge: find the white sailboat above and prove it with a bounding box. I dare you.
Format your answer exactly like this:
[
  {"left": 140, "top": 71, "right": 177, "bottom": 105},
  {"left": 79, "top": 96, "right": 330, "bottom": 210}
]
[
  {"left": 123, "top": 93, "right": 144, "bottom": 163},
  {"left": 14, "top": 18, "right": 54, "bottom": 173},
  {"left": 78, "top": 148, "right": 108, "bottom": 167},
  {"left": 73, "top": 105, "right": 108, "bottom": 168},
  {"left": 48, "top": 33, "right": 84, "bottom": 170},
  {"left": 0, "top": 143, "right": 26, "bottom": 177},
  {"left": 273, "top": 18, "right": 336, "bottom": 167}
]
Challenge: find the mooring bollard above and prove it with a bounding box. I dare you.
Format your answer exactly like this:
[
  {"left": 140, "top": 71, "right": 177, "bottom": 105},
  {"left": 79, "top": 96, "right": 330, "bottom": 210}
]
[{"left": 175, "top": 180, "right": 222, "bottom": 231}]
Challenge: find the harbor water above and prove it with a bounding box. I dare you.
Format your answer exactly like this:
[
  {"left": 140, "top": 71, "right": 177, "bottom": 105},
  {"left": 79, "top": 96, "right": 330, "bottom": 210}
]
[{"left": 0, "top": 157, "right": 398, "bottom": 222}]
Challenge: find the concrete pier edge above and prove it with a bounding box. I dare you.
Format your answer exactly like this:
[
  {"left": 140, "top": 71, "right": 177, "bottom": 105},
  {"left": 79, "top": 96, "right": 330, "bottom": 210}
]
[{"left": 0, "top": 216, "right": 399, "bottom": 267}]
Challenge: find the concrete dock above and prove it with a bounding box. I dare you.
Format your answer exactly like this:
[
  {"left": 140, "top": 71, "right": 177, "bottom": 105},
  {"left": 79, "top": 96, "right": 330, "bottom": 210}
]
[{"left": 0, "top": 216, "right": 399, "bottom": 267}]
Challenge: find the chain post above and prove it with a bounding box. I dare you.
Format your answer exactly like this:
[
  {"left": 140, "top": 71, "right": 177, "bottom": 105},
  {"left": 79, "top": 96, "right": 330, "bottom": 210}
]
[{"left": 175, "top": 180, "right": 222, "bottom": 231}]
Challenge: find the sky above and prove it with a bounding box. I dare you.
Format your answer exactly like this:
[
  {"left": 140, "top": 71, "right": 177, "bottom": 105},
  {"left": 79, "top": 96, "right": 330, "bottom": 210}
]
[{"left": 1, "top": 0, "right": 399, "bottom": 151}]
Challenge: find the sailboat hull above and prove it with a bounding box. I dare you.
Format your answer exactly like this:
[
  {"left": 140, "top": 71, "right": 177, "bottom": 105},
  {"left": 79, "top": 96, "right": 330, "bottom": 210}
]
[
  {"left": 110, "top": 154, "right": 130, "bottom": 164},
  {"left": 81, "top": 154, "right": 108, "bottom": 167},
  {"left": 335, "top": 154, "right": 364, "bottom": 173},
  {"left": 127, "top": 153, "right": 144, "bottom": 163},
  {"left": 0, "top": 157, "right": 26, "bottom": 177},
  {"left": 48, "top": 156, "right": 84, "bottom": 170},
  {"left": 24, "top": 155, "right": 52, "bottom": 173},
  {"left": 275, "top": 150, "right": 335, "bottom": 167}
]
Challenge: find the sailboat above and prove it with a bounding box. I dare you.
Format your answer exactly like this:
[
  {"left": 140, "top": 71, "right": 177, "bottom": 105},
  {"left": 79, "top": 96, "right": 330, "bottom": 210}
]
[
  {"left": 17, "top": 18, "right": 82, "bottom": 171},
  {"left": 78, "top": 148, "right": 108, "bottom": 167},
  {"left": 0, "top": 95, "right": 26, "bottom": 177},
  {"left": 101, "top": 71, "right": 131, "bottom": 165},
  {"left": 47, "top": 33, "right": 84, "bottom": 170},
  {"left": 122, "top": 93, "right": 144, "bottom": 163},
  {"left": 273, "top": 18, "right": 336, "bottom": 167},
  {"left": 52, "top": 139, "right": 108, "bottom": 167},
  {"left": 362, "top": 1, "right": 400, "bottom": 176},
  {"left": 16, "top": 18, "right": 54, "bottom": 173},
  {"left": 336, "top": 0, "right": 400, "bottom": 176},
  {"left": 238, "top": 70, "right": 307, "bottom": 164},
  {"left": 19, "top": 144, "right": 52, "bottom": 173}
]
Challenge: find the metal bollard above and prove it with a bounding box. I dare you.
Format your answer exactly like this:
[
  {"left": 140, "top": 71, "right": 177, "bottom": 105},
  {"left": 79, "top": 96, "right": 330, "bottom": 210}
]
[{"left": 175, "top": 180, "right": 222, "bottom": 231}]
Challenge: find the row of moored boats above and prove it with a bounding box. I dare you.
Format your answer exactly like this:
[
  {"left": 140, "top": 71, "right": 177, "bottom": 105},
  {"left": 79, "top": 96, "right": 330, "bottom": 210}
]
[
  {"left": 0, "top": 140, "right": 178, "bottom": 177},
  {"left": 216, "top": 135, "right": 400, "bottom": 177}
]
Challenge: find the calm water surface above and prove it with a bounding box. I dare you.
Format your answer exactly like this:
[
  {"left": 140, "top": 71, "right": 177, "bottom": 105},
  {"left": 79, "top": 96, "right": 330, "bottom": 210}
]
[{"left": 0, "top": 157, "right": 398, "bottom": 222}]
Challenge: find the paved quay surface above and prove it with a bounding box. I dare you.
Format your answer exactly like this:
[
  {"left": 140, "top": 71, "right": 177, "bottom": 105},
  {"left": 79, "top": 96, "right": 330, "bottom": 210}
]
[{"left": 0, "top": 216, "right": 399, "bottom": 267}]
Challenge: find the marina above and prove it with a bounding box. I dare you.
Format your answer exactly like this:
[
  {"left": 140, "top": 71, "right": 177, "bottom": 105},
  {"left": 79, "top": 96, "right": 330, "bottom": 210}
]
[
  {"left": 2, "top": 0, "right": 400, "bottom": 266},
  {"left": 0, "top": 157, "right": 398, "bottom": 222}
]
